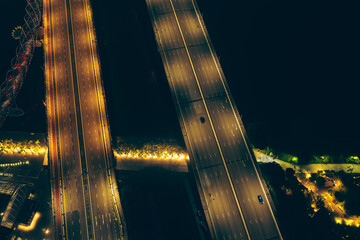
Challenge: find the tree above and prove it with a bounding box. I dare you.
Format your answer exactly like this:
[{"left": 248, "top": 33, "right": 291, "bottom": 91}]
[
  {"left": 334, "top": 191, "right": 345, "bottom": 202},
  {"left": 260, "top": 162, "right": 285, "bottom": 188}
]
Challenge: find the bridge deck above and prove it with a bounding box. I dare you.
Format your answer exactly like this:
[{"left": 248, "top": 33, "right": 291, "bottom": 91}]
[
  {"left": 145, "top": 0, "right": 283, "bottom": 239},
  {"left": 44, "top": 0, "right": 126, "bottom": 239}
]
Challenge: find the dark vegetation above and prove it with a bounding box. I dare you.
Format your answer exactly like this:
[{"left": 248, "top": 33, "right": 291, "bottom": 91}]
[{"left": 310, "top": 174, "right": 326, "bottom": 188}]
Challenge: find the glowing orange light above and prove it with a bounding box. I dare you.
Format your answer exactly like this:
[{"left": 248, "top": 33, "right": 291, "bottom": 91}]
[
  {"left": 17, "top": 212, "right": 41, "bottom": 232},
  {"left": 344, "top": 219, "right": 354, "bottom": 226},
  {"left": 335, "top": 217, "right": 342, "bottom": 224}
]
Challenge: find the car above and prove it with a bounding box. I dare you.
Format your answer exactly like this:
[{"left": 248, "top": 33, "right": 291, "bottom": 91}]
[{"left": 257, "top": 195, "right": 264, "bottom": 204}]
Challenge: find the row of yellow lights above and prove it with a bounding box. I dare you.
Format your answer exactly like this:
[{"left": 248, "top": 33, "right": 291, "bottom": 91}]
[
  {"left": 0, "top": 144, "right": 47, "bottom": 155},
  {"left": 114, "top": 151, "right": 189, "bottom": 162},
  {"left": 1, "top": 143, "right": 189, "bottom": 162},
  {"left": 0, "top": 160, "right": 29, "bottom": 167},
  {"left": 335, "top": 217, "right": 360, "bottom": 227},
  {"left": 1, "top": 148, "right": 46, "bottom": 155}
]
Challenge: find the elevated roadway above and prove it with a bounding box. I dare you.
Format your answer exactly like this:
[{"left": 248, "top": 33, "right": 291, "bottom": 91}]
[
  {"left": 145, "top": 0, "right": 283, "bottom": 239},
  {"left": 43, "top": 0, "right": 126, "bottom": 239}
]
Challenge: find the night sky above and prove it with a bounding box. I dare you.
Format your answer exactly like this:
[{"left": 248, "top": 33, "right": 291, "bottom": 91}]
[{"left": 0, "top": 0, "right": 359, "bottom": 157}]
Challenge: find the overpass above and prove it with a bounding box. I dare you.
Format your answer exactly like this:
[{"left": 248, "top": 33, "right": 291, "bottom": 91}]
[
  {"left": 145, "top": 0, "right": 283, "bottom": 239},
  {"left": 43, "top": 0, "right": 126, "bottom": 239}
]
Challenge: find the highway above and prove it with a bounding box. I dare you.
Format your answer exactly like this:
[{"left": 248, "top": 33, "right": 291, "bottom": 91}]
[
  {"left": 146, "top": 0, "right": 283, "bottom": 239},
  {"left": 43, "top": 0, "right": 126, "bottom": 239}
]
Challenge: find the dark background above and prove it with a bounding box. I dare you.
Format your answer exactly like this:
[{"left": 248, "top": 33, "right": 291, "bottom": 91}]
[{"left": 1, "top": 0, "right": 359, "bottom": 158}]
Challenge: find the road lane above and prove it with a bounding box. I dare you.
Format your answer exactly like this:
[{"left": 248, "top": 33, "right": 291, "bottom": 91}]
[
  {"left": 50, "top": 0, "right": 89, "bottom": 238},
  {"left": 206, "top": 97, "right": 279, "bottom": 238},
  {"left": 181, "top": 101, "right": 248, "bottom": 239},
  {"left": 165, "top": 49, "right": 201, "bottom": 103},
  {"left": 68, "top": 0, "right": 124, "bottom": 237},
  {"left": 146, "top": 0, "right": 283, "bottom": 239}
]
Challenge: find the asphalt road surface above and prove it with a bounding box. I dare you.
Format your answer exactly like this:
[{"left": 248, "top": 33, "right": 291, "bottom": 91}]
[
  {"left": 44, "top": 0, "right": 125, "bottom": 239},
  {"left": 146, "top": 0, "right": 283, "bottom": 239}
]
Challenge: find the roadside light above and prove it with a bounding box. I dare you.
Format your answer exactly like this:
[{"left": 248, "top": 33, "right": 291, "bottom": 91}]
[
  {"left": 335, "top": 217, "right": 342, "bottom": 224},
  {"left": 344, "top": 219, "right": 354, "bottom": 226}
]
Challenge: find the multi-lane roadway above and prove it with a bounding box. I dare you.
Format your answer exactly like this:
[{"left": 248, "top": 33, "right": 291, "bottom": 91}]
[
  {"left": 44, "top": 0, "right": 126, "bottom": 239},
  {"left": 146, "top": 0, "right": 283, "bottom": 239}
]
